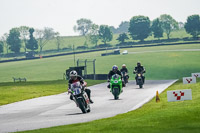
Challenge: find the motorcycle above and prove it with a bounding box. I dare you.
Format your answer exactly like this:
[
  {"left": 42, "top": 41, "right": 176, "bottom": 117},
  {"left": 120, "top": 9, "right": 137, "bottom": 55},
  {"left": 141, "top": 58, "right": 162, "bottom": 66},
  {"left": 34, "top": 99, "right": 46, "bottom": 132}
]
[
  {"left": 109, "top": 74, "right": 123, "bottom": 100},
  {"left": 121, "top": 71, "right": 129, "bottom": 85},
  {"left": 136, "top": 72, "right": 144, "bottom": 88},
  {"left": 69, "top": 81, "right": 91, "bottom": 113}
]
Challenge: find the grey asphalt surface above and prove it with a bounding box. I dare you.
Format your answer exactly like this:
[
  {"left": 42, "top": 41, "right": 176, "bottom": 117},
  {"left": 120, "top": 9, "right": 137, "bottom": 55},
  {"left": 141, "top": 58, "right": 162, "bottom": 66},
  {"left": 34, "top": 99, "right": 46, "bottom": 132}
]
[{"left": 0, "top": 80, "right": 176, "bottom": 133}]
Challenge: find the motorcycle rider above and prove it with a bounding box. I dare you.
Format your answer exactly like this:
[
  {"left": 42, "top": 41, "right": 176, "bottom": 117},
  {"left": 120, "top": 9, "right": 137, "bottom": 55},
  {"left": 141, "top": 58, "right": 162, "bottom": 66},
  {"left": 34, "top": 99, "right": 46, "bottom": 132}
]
[
  {"left": 107, "top": 65, "right": 125, "bottom": 88},
  {"left": 133, "top": 62, "right": 146, "bottom": 83},
  {"left": 68, "top": 70, "right": 93, "bottom": 103},
  {"left": 120, "top": 64, "right": 129, "bottom": 82}
]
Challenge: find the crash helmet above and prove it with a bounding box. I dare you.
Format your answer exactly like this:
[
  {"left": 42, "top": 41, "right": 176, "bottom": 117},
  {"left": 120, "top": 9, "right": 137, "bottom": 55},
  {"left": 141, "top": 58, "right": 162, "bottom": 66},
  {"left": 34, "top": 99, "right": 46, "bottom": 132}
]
[
  {"left": 137, "top": 62, "right": 141, "bottom": 67},
  {"left": 122, "top": 64, "right": 126, "bottom": 68},
  {"left": 70, "top": 70, "right": 78, "bottom": 80},
  {"left": 112, "top": 65, "right": 118, "bottom": 72}
]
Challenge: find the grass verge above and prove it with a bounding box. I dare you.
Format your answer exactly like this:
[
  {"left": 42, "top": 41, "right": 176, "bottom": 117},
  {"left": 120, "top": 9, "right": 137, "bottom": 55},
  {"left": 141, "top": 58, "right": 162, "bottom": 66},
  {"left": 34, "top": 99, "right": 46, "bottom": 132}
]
[
  {"left": 18, "top": 78, "right": 200, "bottom": 133},
  {"left": 0, "top": 79, "right": 106, "bottom": 105}
]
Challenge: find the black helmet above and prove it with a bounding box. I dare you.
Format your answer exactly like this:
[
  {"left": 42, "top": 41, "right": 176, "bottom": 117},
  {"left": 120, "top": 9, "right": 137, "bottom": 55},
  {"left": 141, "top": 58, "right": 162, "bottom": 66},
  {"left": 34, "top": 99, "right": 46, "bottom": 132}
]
[{"left": 137, "top": 62, "right": 141, "bottom": 66}]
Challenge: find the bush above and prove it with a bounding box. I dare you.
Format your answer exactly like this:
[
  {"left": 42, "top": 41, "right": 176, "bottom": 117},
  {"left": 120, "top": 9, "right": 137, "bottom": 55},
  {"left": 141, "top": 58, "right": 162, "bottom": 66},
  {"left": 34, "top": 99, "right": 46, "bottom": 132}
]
[
  {"left": 97, "top": 44, "right": 112, "bottom": 48},
  {"left": 76, "top": 46, "right": 88, "bottom": 50}
]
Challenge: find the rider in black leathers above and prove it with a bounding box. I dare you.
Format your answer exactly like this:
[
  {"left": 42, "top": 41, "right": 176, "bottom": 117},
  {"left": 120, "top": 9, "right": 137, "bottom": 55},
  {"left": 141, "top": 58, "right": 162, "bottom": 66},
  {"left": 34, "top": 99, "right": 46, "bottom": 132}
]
[
  {"left": 120, "top": 64, "right": 129, "bottom": 82},
  {"left": 107, "top": 65, "right": 125, "bottom": 88},
  {"left": 133, "top": 62, "right": 146, "bottom": 83},
  {"left": 108, "top": 65, "right": 122, "bottom": 80}
]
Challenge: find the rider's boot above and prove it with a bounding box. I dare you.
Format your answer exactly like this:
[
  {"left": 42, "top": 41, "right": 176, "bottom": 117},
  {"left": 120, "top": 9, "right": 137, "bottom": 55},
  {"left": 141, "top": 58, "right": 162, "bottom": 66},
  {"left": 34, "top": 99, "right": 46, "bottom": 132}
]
[
  {"left": 85, "top": 89, "right": 94, "bottom": 104},
  {"left": 89, "top": 99, "right": 93, "bottom": 103}
]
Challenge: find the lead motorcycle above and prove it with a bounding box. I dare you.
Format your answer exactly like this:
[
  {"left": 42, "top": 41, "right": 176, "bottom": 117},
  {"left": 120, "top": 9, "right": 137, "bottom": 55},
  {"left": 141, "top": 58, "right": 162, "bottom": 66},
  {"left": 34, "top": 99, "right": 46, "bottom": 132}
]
[
  {"left": 109, "top": 74, "right": 123, "bottom": 100},
  {"left": 69, "top": 81, "right": 91, "bottom": 113}
]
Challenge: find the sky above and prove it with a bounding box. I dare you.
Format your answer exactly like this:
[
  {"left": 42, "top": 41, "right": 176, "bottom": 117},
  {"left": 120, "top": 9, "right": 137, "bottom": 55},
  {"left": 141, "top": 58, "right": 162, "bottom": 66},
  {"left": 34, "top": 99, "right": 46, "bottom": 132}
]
[{"left": 0, "top": 0, "right": 200, "bottom": 37}]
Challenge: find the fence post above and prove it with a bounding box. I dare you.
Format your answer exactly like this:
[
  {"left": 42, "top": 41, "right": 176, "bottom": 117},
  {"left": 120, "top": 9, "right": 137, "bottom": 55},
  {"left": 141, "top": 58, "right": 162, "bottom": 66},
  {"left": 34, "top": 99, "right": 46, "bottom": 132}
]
[
  {"left": 77, "top": 59, "right": 79, "bottom": 66},
  {"left": 85, "top": 59, "right": 87, "bottom": 78},
  {"left": 93, "top": 59, "right": 96, "bottom": 80}
]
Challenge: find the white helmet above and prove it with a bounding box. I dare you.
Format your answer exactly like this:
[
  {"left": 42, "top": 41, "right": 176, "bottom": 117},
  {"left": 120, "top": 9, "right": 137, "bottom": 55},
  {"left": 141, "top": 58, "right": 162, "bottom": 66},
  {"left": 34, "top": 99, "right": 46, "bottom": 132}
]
[
  {"left": 70, "top": 70, "right": 77, "bottom": 79},
  {"left": 122, "top": 64, "right": 126, "bottom": 68}
]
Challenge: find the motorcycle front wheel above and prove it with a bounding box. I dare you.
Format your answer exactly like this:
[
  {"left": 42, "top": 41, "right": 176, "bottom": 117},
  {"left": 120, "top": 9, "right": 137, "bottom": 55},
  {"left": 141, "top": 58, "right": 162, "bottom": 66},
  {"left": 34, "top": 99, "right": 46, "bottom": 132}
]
[
  {"left": 139, "top": 84, "right": 143, "bottom": 88},
  {"left": 77, "top": 98, "right": 87, "bottom": 113},
  {"left": 113, "top": 88, "right": 119, "bottom": 100}
]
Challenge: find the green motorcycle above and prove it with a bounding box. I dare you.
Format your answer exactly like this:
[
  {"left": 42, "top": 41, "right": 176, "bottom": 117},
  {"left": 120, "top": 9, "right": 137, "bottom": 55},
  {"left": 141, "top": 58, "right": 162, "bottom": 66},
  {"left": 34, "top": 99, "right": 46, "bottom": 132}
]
[{"left": 110, "top": 74, "right": 123, "bottom": 100}]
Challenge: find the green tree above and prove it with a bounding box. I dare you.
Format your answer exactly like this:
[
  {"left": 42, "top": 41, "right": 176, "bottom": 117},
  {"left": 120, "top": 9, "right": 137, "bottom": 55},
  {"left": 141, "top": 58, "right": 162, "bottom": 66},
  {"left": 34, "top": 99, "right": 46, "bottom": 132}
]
[
  {"left": 55, "top": 33, "right": 62, "bottom": 51},
  {"left": 74, "top": 18, "right": 93, "bottom": 46},
  {"left": 0, "top": 41, "right": 3, "bottom": 54},
  {"left": 117, "top": 33, "right": 129, "bottom": 44},
  {"left": 151, "top": 18, "right": 163, "bottom": 39},
  {"left": 98, "top": 25, "right": 113, "bottom": 45},
  {"left": 26, "top": 28, "right": 38, "bottom": 51},
  {"left": 110, "top": 26, "right": 117, "bottom": 34},
  {"left": 159, "top": 14, "right": 178, "bottom": 39},
  {"left": 117, "top": 21, "right": 129, "bottom": 33},
  {"left": 89, "top": 24, "right": 99, "bottom": 47},
  {"left": 73, "top": 18, "right": 93, "bottom": 36},
  {"left": 35, "top": 27, "right": 57, "bottom": 53},
  {"left": 110, "top": 21, "right": 129, "bottom": 34},
  {"left": 129, "top": 15, "right": 151, "bottom": 41},
  {"left": 0, "top": 33, "right": 9, "bottom": 54},
  {"left": 185, "top": 14, "right": 200, "bottom": 38},
  {"left": 89, "top": 35, "right": 99, "bottom": 47},
  {"left": 18, "top": 26, "right": 30, "bottom": 52},
  {"left": 6, "top": 28, "right": 21, "bottom": 54},
  {"left": 178, "top": 22, "right": 184, "bottom": 29}
]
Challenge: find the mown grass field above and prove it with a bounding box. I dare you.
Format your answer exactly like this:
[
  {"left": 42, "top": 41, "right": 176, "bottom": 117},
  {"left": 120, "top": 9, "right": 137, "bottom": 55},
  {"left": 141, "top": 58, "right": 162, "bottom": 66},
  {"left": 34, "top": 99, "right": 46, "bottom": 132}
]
[
  {"left": 17, "top": 79, "right": 200, "bottom": 133},
  {"left": 0, "top": 43, "right": 200, "bottom": 82}
]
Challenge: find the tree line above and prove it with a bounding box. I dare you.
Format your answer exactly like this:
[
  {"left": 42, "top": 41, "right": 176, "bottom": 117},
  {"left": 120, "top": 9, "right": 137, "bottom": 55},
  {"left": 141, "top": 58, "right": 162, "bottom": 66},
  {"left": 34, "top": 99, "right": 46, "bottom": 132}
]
[
  {"left": 0, "top": 14, "right": 200, "bottom": 55},
  {"left": 74, "top": 14, "right": 200, "bottom": 47},
  {"left": 0, "top": 26, "right": 59, "bottom": 55}
]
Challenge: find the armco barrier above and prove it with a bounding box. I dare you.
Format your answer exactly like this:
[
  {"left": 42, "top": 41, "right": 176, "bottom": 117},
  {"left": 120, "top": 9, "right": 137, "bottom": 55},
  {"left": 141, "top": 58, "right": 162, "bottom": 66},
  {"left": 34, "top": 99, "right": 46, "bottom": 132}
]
[{"left": 84, "top": 74, "right": 108, "bottom": 80}]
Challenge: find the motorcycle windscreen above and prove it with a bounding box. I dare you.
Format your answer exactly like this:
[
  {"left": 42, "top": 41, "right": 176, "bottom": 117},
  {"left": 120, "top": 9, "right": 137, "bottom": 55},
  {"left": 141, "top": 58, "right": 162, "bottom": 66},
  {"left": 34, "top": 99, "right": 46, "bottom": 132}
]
[{"left": 112, "top": 74, "right": 120, "bottom": 80}]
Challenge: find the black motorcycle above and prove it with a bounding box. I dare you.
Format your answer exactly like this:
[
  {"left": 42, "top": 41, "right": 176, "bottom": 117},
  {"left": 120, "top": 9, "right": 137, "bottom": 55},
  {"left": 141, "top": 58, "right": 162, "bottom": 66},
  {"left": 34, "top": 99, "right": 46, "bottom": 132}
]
[
  {"left": 136, "top": 72, "right": 144, "bottom": 88},
  {"left": 121, "top": 71, "right": 129, "bottom": 85},
  {"left": 69, "top": 81, "right": 90, "bottom": 113}
]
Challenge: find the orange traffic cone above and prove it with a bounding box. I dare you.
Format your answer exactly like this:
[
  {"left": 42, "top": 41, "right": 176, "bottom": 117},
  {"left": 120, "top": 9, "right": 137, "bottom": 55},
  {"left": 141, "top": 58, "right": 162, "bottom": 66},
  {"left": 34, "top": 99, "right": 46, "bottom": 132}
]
[{"left": 156, "top": 90, "right": 160, "bottom": 103}]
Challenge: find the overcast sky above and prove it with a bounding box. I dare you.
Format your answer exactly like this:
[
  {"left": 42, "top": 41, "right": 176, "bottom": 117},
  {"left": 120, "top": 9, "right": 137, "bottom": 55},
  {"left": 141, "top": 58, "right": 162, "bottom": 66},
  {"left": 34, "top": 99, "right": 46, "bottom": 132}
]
[{"left": 0, "top": 0, "right": 200, "bottom": 37}]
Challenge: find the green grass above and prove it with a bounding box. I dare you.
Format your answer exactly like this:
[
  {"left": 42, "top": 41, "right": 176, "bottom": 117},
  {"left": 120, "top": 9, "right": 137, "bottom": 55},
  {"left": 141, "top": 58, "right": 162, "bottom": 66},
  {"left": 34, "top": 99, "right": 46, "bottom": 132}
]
[
  {"left": 17, "top": 78, "right": 200, "bottom": 133},
  {"left": 0, "top": 80, "right": 106, "bottom": 105},
  {"left": 0, "top": 43, "right": 200, "bottom": 82}
]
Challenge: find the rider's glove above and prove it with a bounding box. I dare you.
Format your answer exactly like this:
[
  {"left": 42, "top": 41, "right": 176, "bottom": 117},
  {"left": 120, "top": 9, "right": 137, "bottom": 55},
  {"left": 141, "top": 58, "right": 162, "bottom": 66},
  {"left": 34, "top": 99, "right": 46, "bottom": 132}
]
[{"left": 68, "top": 89, "right": 72, "bottom": 94}]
